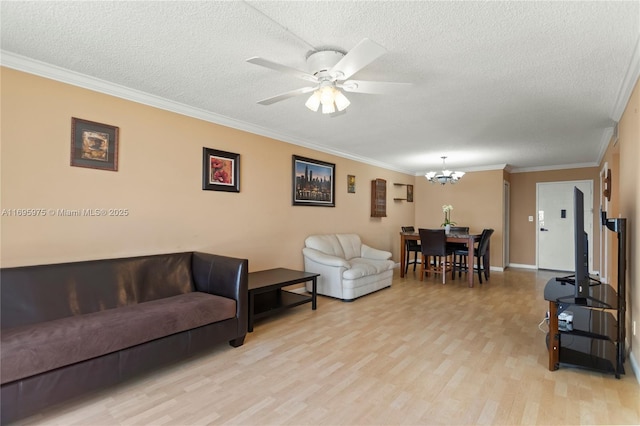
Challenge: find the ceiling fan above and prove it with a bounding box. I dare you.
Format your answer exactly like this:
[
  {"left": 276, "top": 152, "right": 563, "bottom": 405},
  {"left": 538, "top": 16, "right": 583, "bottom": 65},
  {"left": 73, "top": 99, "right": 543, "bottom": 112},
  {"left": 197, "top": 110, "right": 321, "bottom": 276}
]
[{"left": 246, "top": 38, "right": 411, "bottom": 114}]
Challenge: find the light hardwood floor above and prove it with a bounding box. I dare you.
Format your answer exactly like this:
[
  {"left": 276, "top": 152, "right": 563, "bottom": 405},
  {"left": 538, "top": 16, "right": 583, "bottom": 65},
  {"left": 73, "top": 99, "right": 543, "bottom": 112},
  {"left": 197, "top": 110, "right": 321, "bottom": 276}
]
[{"left": 20, "top": 268, "right": 639, "bottom": 425}]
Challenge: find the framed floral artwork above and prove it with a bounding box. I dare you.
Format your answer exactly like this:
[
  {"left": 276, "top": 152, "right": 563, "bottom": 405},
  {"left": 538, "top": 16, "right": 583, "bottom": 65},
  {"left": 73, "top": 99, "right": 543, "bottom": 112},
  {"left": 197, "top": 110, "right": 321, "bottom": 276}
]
[
  {"left": 202, "top": 147, "right": 240, "bottom": 192},
  {"left": 70, "top": 117, "right": 119, "bottom": 171}
]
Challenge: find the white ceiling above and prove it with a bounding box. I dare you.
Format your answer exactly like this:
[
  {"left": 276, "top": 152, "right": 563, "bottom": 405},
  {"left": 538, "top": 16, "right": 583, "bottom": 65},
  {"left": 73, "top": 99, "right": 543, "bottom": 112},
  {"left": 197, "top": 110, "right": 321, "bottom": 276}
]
[{"left": 2, "top": 1, "right": 639, "bottom": 174}]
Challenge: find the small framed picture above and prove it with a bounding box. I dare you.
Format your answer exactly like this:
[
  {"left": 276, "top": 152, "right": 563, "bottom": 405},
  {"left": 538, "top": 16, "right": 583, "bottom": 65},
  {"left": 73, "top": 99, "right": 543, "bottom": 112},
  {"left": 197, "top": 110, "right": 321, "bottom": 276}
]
[
  {"left": 347, "top": 175, "right": 356, "bottom": 193},
  {"left": 70, "top": 117, "right": 119, "bottom": 171},
  {"left": 292, "top": 155, "right": 335, "bottom": 207},
  {"left": 407, "top": 184, "right": 414, "bottom": 202},
  {"left": 202, "top": 147, "right": 240, "bottom": 192}
]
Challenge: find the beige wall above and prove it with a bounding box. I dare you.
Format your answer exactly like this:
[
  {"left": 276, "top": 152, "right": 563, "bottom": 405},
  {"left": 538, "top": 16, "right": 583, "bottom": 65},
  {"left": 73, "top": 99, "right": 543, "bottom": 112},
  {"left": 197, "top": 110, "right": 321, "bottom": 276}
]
[
  {"left": 615, "top": 77, "right": 639, "bottom": 373},
  {"left": 414, "top": 169, "right": 504, "bottom": 268},
  {"left": 508, "top": 167, "right": 600, "bottom": 267},
  {"left": 0, "top": 68, "right": 415, "bottom": 270}
]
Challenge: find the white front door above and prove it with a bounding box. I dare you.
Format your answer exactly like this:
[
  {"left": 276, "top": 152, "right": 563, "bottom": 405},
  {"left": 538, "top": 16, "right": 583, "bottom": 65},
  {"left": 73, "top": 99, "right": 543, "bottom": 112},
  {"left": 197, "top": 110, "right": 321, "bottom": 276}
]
[{"left": 537, "top": 180, "right": 593, "bottom": 271}]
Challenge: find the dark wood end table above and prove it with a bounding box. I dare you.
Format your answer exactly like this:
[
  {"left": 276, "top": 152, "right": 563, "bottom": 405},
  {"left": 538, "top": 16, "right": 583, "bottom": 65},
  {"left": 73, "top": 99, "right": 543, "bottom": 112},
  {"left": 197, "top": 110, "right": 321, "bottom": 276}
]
[{"left": 247, "top": 268, "right": 320, "bottom": 332}]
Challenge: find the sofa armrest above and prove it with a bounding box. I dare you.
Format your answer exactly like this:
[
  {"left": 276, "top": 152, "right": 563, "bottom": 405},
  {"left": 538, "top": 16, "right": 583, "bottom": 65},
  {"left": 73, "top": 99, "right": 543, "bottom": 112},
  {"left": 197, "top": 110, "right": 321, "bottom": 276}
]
[
  {"left": 191, "top": 252, "right": 248, "bottom": 334},
  {"left": 302, "top": 248, "right": 351, "bottom": 268},
  {"left": 361, "top": 244, "right": 392, "bottom": 260}
]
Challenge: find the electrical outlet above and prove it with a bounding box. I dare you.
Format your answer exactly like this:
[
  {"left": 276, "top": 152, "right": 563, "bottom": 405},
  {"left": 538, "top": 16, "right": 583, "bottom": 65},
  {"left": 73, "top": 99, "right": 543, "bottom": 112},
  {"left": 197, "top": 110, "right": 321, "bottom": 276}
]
[{"left": 528, "top": 216, "right": 534, "bottom": 222}]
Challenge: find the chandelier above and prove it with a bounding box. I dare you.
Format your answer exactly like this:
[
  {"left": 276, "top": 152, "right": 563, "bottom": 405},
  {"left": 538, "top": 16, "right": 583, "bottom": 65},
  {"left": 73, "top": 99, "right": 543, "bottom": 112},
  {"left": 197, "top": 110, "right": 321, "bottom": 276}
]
[{"left": 425, "top": 156, "right": 465, "bottom": 185}]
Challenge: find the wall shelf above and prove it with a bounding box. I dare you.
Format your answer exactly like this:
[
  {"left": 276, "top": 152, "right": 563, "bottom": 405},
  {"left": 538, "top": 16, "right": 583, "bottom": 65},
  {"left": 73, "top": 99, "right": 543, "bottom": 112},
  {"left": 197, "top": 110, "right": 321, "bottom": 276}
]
[{"left": 392, "top": 183, "right": 413, "bottom": 202}]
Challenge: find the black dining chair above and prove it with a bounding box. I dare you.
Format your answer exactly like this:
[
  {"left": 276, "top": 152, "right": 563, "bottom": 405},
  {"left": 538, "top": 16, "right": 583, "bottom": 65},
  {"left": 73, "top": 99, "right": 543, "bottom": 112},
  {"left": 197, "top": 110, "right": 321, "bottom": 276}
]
[
  {"left": 401, "top": 226, "right": 421, "bottom": 274},
  {"left": 418, "top": 228, "right": 454, "bottom": 284},
  {"left": 453, "top": 228, "right": 494, "bottom": 284},
  {"left": 447, "top": 226, "right": 469, "bottom": 274}
]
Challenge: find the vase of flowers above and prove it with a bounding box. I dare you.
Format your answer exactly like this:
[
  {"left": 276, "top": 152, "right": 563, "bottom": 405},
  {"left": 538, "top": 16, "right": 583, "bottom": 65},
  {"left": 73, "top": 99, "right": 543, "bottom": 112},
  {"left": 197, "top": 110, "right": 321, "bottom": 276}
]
[{"left": 442, "top": 204, "right": 455, "bottom": 233}]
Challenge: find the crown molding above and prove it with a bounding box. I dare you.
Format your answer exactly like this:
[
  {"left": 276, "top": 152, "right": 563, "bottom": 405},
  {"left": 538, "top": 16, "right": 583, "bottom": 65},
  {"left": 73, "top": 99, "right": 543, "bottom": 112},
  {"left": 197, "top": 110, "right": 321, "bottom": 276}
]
[
  {"left": 415, "top": 163, "right": 508, "bottom": 176},
  {"left": 509, "top": 162, "right": 599, "bottom": 173},
  {"left": 0, "top": 50, "right": 414, "bottom": 176},
  {"left": 611, "top": 33, "right": 640, "bottom": 121}
]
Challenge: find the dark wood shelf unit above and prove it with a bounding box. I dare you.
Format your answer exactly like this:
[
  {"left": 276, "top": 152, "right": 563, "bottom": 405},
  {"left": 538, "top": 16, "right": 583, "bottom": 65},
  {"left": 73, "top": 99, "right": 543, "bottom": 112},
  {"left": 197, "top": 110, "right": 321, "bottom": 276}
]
[
  {"left": 371, "top": 178, "right": 387, "bottom": 217},
  {"left": 392, "top": 182, "right": 413, "bottom": 203}
]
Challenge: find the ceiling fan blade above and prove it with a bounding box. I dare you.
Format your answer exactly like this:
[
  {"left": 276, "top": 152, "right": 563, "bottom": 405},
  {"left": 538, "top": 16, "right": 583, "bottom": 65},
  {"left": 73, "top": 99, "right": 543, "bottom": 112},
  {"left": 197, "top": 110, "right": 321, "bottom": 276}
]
[
  {"left": 339, "top": 80, "right": 412, "bottom": 95},
  {"left": 256, "top": 86, "right": 316, "bottom": 105},
  {"left": 330, "top": 38, "right": 387, "bottom": 80},
  {"left": 246, "top": 57, "right": 318, "bottom": 83}
]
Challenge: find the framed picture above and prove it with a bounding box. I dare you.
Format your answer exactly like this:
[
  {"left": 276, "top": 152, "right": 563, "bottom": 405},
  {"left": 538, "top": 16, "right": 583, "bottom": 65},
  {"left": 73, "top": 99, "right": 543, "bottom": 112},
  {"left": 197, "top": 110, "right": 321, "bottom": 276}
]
[
  {"left": 70, "top": 117, "right": 119, "bottom": 171},
  {"left": 202, "top": 147, "right": 240, "bottom": 192},
  {"left": 292, "top": 155, "right": 335, "bottom": 207},
  {"left": 347, "top": 175, "right": 356, "bottom": 193},
  {"left": 407, "top": 184, "right": 414, "bottom": 202}
]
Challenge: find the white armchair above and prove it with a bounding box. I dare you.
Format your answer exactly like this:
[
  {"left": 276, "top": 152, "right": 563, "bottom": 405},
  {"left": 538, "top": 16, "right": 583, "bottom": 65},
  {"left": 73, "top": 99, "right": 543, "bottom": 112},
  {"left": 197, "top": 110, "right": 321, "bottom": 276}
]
[{"left": 302, "top": 234, "right": 395, "bottom": 301}]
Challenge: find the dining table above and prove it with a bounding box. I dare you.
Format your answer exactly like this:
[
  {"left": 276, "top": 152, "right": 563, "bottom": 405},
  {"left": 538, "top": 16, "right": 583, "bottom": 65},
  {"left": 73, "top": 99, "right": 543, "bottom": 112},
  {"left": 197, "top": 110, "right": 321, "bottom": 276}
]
[{"left": 399, "top": 231, "right": 489, "bottom": 288}]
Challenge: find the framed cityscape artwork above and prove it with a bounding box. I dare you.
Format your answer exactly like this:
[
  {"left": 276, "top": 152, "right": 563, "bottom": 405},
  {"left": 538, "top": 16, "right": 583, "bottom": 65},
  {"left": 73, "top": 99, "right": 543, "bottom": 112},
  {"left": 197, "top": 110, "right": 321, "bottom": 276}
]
[{"left": 292, "top": 155, "right": 335, "bottom": 207}]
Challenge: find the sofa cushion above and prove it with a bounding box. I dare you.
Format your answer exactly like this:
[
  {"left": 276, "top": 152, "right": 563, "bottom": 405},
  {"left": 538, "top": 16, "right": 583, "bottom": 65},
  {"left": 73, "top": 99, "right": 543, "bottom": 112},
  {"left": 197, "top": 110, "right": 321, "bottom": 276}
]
[
  {"left": 335, "top": 234, "right": 362, "bottom": 260},
  {"left": 1, "top": 253, "right": 195, "bottom": 329},
  {"left": 304, "top": 235, "right": 346, "bottom": 259},
  {"left": 1, "top": 292, "right": 235, "bottom": 384},
  {"left": 345, "top": 258, "right": 395, "bottom": 279}
]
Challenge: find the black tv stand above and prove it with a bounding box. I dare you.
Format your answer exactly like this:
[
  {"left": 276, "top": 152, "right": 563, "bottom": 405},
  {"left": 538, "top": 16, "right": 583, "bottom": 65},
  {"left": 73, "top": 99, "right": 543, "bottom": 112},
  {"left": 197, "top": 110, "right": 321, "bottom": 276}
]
[
  {"left": 555, "top": 274, "right": 602, "bottom": 287},
  {"left": 544, "top": 218, "right": 627, "bottom": 378}
]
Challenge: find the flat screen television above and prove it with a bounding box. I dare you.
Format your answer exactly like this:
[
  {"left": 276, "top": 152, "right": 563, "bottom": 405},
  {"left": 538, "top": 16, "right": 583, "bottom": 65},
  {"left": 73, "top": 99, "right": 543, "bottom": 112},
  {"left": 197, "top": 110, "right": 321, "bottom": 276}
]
[{"left": 573, "top": 187, "right": 590, "bottom": 302}]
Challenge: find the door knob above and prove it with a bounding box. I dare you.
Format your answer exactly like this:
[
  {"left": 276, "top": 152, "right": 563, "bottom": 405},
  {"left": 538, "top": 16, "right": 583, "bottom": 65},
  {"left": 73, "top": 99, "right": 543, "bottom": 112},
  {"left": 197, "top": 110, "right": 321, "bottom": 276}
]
[{"left": 540, "top": 228, "right": 549, "bottom": 231}]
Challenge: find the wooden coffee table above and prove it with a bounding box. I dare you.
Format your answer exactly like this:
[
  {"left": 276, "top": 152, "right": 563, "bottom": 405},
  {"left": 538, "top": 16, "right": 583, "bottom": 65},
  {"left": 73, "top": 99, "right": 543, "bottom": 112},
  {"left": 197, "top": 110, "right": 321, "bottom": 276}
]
[{"left": 247, "top": 268, "right": 320, "bottom": 332}]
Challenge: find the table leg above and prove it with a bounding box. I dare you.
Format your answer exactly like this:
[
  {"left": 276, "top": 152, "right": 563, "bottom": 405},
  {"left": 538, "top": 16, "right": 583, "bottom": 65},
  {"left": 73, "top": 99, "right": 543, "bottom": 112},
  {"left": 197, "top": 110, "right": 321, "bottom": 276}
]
[
  {"left": 400, "top": 234, "right": 406, "bottom": 278},
  {"left": 548, "top": 301, "right": 559, "bottom": 371},
  {"left": 467, "top": 236, "right": 475, "bottom": 288},
  {"left": 311, "top": 277, "right": 317, "bottom": 310},
  {"left": 248, "top": 291, "right": 255, "bottom": 332}
]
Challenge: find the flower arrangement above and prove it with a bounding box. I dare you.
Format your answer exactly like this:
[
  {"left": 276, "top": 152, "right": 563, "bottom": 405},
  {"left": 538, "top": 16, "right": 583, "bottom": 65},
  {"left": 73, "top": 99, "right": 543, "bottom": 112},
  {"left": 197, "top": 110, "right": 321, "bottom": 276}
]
[{"left": 441, "top": 204, "right": 455, "bottom": 226}]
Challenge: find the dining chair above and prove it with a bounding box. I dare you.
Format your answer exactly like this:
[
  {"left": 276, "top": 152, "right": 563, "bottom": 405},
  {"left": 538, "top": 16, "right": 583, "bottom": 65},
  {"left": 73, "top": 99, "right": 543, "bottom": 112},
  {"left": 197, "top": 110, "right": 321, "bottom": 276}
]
[
  {"left": 447, "top": 226, "right": 469, "bottom": 275},
  {"left": 401, "top": 226, "right": 421, "bottom": 274},
  {"left": 453, "top": 228, "right": 494, "bottom": 284},
  {"left": 418, "top": 228, "right": 454, "bottom": 284}
]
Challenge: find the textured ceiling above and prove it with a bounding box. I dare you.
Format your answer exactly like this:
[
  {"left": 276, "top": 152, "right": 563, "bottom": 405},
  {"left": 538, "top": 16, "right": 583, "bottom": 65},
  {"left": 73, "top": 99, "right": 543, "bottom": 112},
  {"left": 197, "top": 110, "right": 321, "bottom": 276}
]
[{"left": 2, "top": 1, "right": 639, "bottom": 174}]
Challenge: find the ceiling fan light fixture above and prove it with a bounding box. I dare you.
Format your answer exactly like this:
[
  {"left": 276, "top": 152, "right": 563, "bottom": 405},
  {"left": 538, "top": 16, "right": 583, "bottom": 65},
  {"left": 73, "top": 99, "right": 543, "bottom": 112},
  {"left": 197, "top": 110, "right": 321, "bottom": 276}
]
[
  {"left": 322, "top": 101, "right": 336, "bottom": 114},
  {"left": 334, "top": 90, "right": 350, "bottom": 111},
  {"left": 305, "top": 91, "right": 321, "bottom": 111}
]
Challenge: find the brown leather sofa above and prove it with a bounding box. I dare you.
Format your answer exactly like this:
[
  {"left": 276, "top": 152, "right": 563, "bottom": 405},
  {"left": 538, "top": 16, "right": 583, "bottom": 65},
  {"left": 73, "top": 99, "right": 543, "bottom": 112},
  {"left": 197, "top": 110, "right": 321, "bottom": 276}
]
[{"left": 0, "top": 251, "right": 248, "bottom": 424}]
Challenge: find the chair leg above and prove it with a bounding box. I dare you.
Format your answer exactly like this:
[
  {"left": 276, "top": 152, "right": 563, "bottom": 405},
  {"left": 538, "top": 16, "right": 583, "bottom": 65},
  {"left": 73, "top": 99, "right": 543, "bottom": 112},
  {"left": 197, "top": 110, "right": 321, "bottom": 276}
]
[
  {"left": 442, "top": 258, "right": 446, "bottom": 284},
  {"left": 405, "top": 248, "right": 409, "bottom": 274},
  {"left": 483, "top": 256, "right": 489, "bottom": 280},
  {"left": 477, "top": 256, "right": 483, "bottom": 284},
  {"left": 419, "top": 254, "right": 425, "bottom": 281}
]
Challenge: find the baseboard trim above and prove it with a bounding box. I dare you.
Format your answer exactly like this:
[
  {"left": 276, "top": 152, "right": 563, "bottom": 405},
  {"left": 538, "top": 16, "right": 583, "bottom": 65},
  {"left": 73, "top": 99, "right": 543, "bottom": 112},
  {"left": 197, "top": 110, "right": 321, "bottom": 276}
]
[
  {"left": 507, "top": 263, "right": 537, "bottom": 270},
  {"left": 630, "top": 350, "right": 640, "bottom": 385}
]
